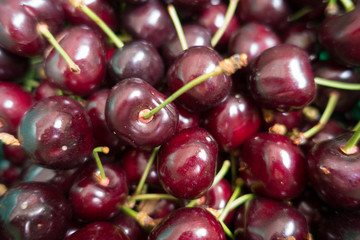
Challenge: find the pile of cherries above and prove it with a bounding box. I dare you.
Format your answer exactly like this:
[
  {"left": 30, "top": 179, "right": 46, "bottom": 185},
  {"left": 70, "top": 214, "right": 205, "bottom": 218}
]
[{"left": 1, "top": 0, "right": 360, "bottom": 239}]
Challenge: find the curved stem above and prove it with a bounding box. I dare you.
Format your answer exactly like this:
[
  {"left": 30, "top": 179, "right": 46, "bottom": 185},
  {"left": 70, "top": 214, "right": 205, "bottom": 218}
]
[
  {"left": 227, "top": 193, "right": 256, "bottom": 212},
  {"left": 218, "top": 179, "right": 243, "bottom": 222},
  {"left": 352, "top": 121, "right": 360, "bottom": 132},
  {"left": 342, "top": 121, "right": 360, "bottom": 154},
  {"left": 37, "top": 23, "right": 80, "bottom": 73},
  {"left": 339, "top": 0, "right": 355, "bottom": 11},
  {"left": 168, "top": 4, "right": 188, "bottom": 50},
  {"left": 69, "top": 0, "right": 124, "bottom": 49},
  {"left": 130, "top": 194, "right": 178, "bottom": 202},
  {"left": 211, "top": 0, "right": 239, "bottom": 47},
  {"left": 288, "top": 6, "right": 313, "bottom": 22},
  {"left": 92, "top": 146, "right": 109, "bottom": 181},
  {"left": 315, "top": 77, "right": 360, "bottom": 90},
  {"left": 303, "top": 91, "right": 339, "bottom": 139},
  {"left": 220, "top": 220, "right": 235, "bottom": 240},
  {"left": 133, "top": 146, "right": 160, "bottom": 196}
]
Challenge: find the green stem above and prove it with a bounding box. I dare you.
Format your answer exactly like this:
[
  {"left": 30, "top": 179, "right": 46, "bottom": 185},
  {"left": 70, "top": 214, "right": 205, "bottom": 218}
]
[
  {"left": 69, "top": 0, "right": 124, "bottom": 49},
  {"left": 37, "top": 23, "right": 80, "bottom": 73},
  {"left": 353, "top": 121, "right": 360, "bottom": 132},
  {"left": 339, "top": 0, "right": 355, "bottom": 11},
  {"left": 168, "top": 4, "right": 188, "bottom": 50},
  {"left": 303, "top": 91, "right": 339, "bottom": 139},
  {"left": 227, "top": 193, "right": 256, "bottom": 212},
  {"left": 220, "top": 220, "right": 235, "bottom": 240},
  {"left": 211, "top": 0, "right": 239, "bottom": 47},
  {"left": 315, "top": 77, "right": 360, "bottom": 90},
  {"left": 218, "top": 180, "right": 243, "bottom": 222},
  {"left": 120, "top": 205, "right": 138, "bottom": 219},
  {"left": 288, "top": 6, "right": 313, "bottom": 22},
  {"left": 326, "top": 0, "right": 339, "bottom": 14},
  {"left": 342, "top": 122, "right": 360, "bottom": 154},
  {"left": 133, "top": 147, "right": 160, "bottom": 196},
  {"left": 130, "top": 194, "right": 178, "bottom": 202},
  {"left": 92, "top": 146, "right": 109, "bottom": 181}
]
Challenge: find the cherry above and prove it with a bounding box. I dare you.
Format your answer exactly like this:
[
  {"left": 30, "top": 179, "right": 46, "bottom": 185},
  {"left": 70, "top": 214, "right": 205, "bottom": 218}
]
[
  {"left": 122, "top": 0, "right": 174, "bottom": 48},
  {"left": 319, "top": 4, "right": 360, "bottom": 67},
  {"left": 281, "top": 22, "right": 317, "bottom": 55},
  {"left": 148, "top": 199, "right": 179, "bottom": 219},
  {"left": 33, "top": 80, "right": 60, "bottom": 101},
  {"left": 234, "top": 197, "right": 309, "bottom": 240},
  {"left": 0, "top": 159, "right": 21, "bottom": 187},
  {"left": 0, "top": 0, "right": 64, "bottom": 56},
  {"left": 148, "top": 207, "right": 226, "bottom": 240},
  {"left": 248, "top": 44, "right": 316, "bottom": 112},
  {"left": 44, "top": 25, "right": 106, "bottom": 96},
  {"left": 105, "top": 78, "right": 179, "bottom": 149},
  {"left": 108, "top": 40, "right": 164, "bottom": 87},
  {"left": 261, "top": 109, "right": 303, "bottom": 132},
  {"left": 0, "top": 182, "right": 72, "bottom": 240},
  {"left": 161, "top": 24, "right": 212, "bottom": 66},
  {"left": 307, "top": 131, "right": 360, "bottom": 210},
  {"left": 167, "top": 46, "right": 232, "bottom": 112},
  {"left": 0, "top": 47, "right": 29, "bottom": 81},
  {"left": 157, "top": 127, "right": 218, "bottom": 199},
  {"left": 239, "top": 132, "right": 306, "bottom": 200},
  {"left": 18, "top": 95, "right": 94, "bottom": 169},
  {"left": 175, "top": 102, "right": 200, "bottom": 132},
  {"left": 66, "top": 222, "right": 129, "bottom": 240},
  {"left": 2, "top": 144, "right": 28, "bottom": 167},
  {"left": 69, "top": 162, "right": 129, "bottom": 221},
  {"left": 0, "top": 82, "right": 34, "bottom": 135},
  {"left": 171, "top": 0, "right": 211, "bottom": 11},
  {"left": 111, "top": 212, "right": 148, "bottom": 240},
  {"left": 203, "top": 92, "right": 261, "bottom": 151}
]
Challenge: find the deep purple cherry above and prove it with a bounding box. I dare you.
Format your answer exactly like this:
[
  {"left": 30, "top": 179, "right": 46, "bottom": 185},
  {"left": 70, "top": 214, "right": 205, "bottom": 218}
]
[
  {"left": 18, "top": 96, "right": 94, "bottom": 169},
  {"left": 281, "top": 22, "right": 317, "bottom": 55},
  {"left": 111, "top": 212, "right": 148, "bottom": 240},
  {"left": 2, "top": 143, "right": 28, "bottom": 167},
  {"left": 66, "top": 222, "right": 129, "bottom": 240},
  {"left": 261, "top": 109, "right": 303, "bottom": 132},
  {"left": 148, "top": 207, "right": 225, "bottom": 240},
  {"left": 0, "top": 46, "right": 29, "bottom": 81},
  {"left": 157, "top": 127, "right": 218, "bottom": 199},
  {"left": 0, "top": 159, "right": 21, "bottom": 187}
]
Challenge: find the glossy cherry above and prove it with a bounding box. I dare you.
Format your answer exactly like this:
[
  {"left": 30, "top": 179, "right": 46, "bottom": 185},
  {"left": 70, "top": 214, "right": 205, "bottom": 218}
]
[
  {"left": 148, "top": 207, "right": 225, "bottom": 240},
  {"left": 203, "top": 92, "right": 261, "bottom": 151},
  {"left": 261, "top": 109, "right": 303, "bottom": 132},
  {"left": 111, "top": 212, "right": 148, "bottom": 240},
  {"left": 0, "top": 47, "right": 29, "bottom": 81},
  {"left": 307, "top": 131, "right": 360, "bottom": 210},
  {"left": 33, "top": 80, "right": 60, "bottom": 101},
  {"left": 105, "top": 78, "right": 179, "bottom": 149},
  {"left": 0, "top": 182, "right": 72, "bottom": 240},
  {"left": 248, "top": 44, "right": 316, "bottom": 112},
  {"left": 108, "top": 40, "right": 164, "bottom": 86},
  {"left": 167, "top": 46, "right": 232, "bottom": 112},
  {"left": 2, "top": 144, "right": 28, "bottom": 167},
  {"left": 69, "top": 162, "right": 129, "bottom": 221},
  {"left": 239, "top": 132, "right": 306, "bottom": 200},
  {"left": 66, "top": 222, "right": 129, "bottom": 240},
  {"left": 18, "top": 95, "right": 94, "bottom": 169},
  {"left": 157, "top": 127, "right": 218, "bottom": 199},
  {"left": 281, "top": 22, "right": 317, "bottom": 55},
  {"left": 44, "top": 25, "right": 106, "bottom": 96},
  {"left": 0, "top": 82, "right": 34, "bottom": 135}
]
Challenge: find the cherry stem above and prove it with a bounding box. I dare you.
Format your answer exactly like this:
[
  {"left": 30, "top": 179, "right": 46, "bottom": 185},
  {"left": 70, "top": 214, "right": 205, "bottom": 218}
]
[
  {"left": 143, "top": 54, "right": 248, "bottom": 120},
  {"left": 227, "top": 193, "right": 256, "bottom": 212},
  {"left": 353, "top": 121, "right": 360, "bottom": 132},
  {"left": 37, "top": 23, "right": 80, "bottom": 73},
  {"left": 167, "top": 4, "right": 188, "bottom": 51},
  {"left": 326, "top": 0, "right": 339, "bottom": 15},
  {"left": 220, "top": 220, "right": 235, "bottom": 240},
  {"left": 133, "top": 146, "right": 160, "bottom": 196},
  {"left": 211, "top": 0, "right": 239, "bottom": 47},
  {"left": 186, "top": 160, "right": 231, "bottom": 207},
  {"left": 341, "top": 121, "right": 360, "bottom": 154},
  {"left": 339, "top": 0, "right": 355, "bottom": 11},
  {"left": 68, "top": 0, "right": 124, "bottom": 49},
  {"left": 302, "top": 91, "right": 339, "bottom": 139},
  {"left": 120, "top": 205, "right": 156, "bottom": 228},
  {"left": 288, "top": 6, "right": 313, "bottom": 22},
  {"left": 0, "top": 133, "right": 20, "bottom": 146},
  {"left": 92, "top": 146, "right": 109, "bottom": 181},
  {"left": 218, "top": 179, "right": 243, "bottom": 222},
  {"left": 130, "top": 194, "right": 178, "bottom": 202},
  {"left": 315, "top": 77, "right": 360, "bottom": 90}
]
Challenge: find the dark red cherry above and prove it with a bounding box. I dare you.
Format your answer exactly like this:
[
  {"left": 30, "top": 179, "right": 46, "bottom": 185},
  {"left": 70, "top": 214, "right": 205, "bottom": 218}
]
[
  {"left": 175, "top": 103, "right": 200, "bottom": 132},
  {"left": 313, "top": 60, "right": 360, "bottom": 112},
  {"left": 18, "top": 96, "right": 94, "bottom": 169},
  {"left": 239, "top": 132, "right": 306, "bottom": 200},
  {"left": 307, "top": 131, "right": 360, "bottom": 210},
  {"left": 319, "top": 4, "right": 360, "bottom": 67},
  {"left": 281, "top": 22, "right": 317, "bottom": 55},
  {"left": 148, "top": 199, "right": 179, "bottom": 219},
  {"left": 248, "top": 44, "right": 316, "bottom": 112},
  {"left": 60, "top": 0, "right": 118, "bottom": 32},
  {"left": 234, "top": 197, "right": 309, "bottom": 240},
  {"left": 66, "top": 222, "right": 129, "bottom": 240},
  {"left": 33, "top": 80, "right": 60, "bottom": 101},
  {"left": 108, "top": 40, "right": 164, "bottom": 87},
  {"left": 171, "top": 0, "right": 211, "bottom": 11},
  {"left": 0, "top": 82, "right": 34, "bottom": 135},
  {"left": 237, "top": 0, "right": 290, "bottom": 30},
  {"left": 122, "top": 0, "right": 174, "bottom": 48},
  {"left": 0, "top": 182, "right": 72, "bottom": 240},
  {"left": 69, "top": 162, "right": 129, "bottom": 221},
  {"left": 148, "top": 207, "right": 225, "bottom": 240},
  {"left": 167, "top": 46, "right": 232, "bottom": 112},
  {"left": 0, "top": 47, "right": 29, "bottom": 81},
  {"left": 262, "top": 109, "right": 303, "bottom": 132},
  {"left": 44, "top": 25, "right": 106, "bottom": 96},
  {"left": 157, "top": 127, "right": 218, "bottom": 199},
  {"left": 111, "top": 212, "right": 148, "bottom": 240},
  {"left": 0, "top": 159, "right": 21, "bottom": 187},
  {"left": 0, "top": 0, "right": 64, "bottom": 56},
  {"left": 161, "top": 24, "right": 212, "bottom": 66},
  {"left": 2, "top": 144, "right": 28, "bottom": 167},
  {"left": 105, "top": 78, "right": 178, "bottom": 149},
  {"left": 203, "top": 92, "right": 261, "bottom": 151}
]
